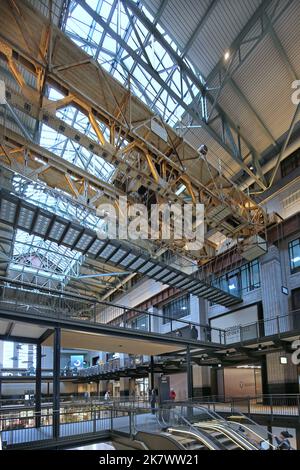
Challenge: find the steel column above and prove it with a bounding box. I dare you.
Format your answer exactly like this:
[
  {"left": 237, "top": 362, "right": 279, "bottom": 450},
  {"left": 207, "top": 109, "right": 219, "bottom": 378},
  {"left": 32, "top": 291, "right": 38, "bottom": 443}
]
[
  {"left": 35, "top": 342, "right": 42, "bottom": 428},
  {"left": 186, "top": 345, "right": 193, "bottom": 399},
  {"left": 150, "top": 355, "right": 154, "bottom": 391},
  {"left": 53, "top": 327, "right": 61, "bottom": 439}
]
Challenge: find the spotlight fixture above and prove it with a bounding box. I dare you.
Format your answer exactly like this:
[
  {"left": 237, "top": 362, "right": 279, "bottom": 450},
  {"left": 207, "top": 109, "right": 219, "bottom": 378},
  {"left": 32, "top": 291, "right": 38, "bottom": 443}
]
[
  {"left": 200, "top": 356, "right": 205, "bottom": 361},
  {"left": 258, "top": 344, "right": 262, "bottom": 351},
  {"left": 198, "top": 144, "right": 208, "bottom": 156},
  {"left": 224, "top": 50, "right": 230, "bottom": 61},
  {"left": 226, "top": 350, "right": 230, "bottom": 357},
  {"left": 218, "top": 363, "right": 222, "bottom": 368}
]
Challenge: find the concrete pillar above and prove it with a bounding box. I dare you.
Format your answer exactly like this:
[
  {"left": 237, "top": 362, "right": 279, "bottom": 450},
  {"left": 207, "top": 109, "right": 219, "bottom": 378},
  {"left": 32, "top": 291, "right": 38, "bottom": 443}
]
[
  {"left": 260, "top": 245, "right": 289, "bottom": 334},
  {"left": 98, "top": 380, "right": 108, "bottom": 397},
  {"left": 53, "top": 328, "right": 61, "bottom": 439},
  {"left": 199, "top": 298, "right": 210, "bottom": 341},
  {"left": 192, "top": 365, "right": 211, "bottom": 397},
  {"left": 148, "top": 372, "right": 160, "bottom": 393},
  {"left": 266, "top": 352, "right": 298, "bottom": 394},
  {"left": 187, "top": 345, "right": 193, "bottom": 399},
  {"left": 35, "top": 343, "right": 42, "bottom": 427},
  {"left": 119, "top": 377, "right": 130, "bottom": 397}
]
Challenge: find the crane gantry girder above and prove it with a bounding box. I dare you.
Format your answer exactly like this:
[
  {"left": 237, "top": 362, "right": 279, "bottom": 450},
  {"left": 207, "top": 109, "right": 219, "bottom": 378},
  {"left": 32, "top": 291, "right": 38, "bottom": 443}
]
[{"left": 0, "top": 0, "right": 267, "bottom": 263}]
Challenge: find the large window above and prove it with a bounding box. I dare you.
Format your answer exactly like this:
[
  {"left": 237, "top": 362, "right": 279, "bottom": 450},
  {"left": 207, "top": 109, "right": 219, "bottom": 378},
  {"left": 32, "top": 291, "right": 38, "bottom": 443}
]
[
  {"left": 162, "top": 295, "right": 190, "bottom": 324},
  {"left": 289, "top": 238, "right": 300, "bottom": 274},
  {"left": 130, "top": 315, "right": 148, "bottom": 331},
  {"left": 281, "top": 148, "right": 300, "bottom": 178},
  {"left": 213, "top": 259, "right": 261, "bottom": 297}
]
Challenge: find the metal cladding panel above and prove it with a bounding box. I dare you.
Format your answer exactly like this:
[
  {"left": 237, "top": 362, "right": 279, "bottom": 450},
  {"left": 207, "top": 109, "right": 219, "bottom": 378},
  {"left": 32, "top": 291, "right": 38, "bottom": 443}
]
[
  {"left": 27, "top": 0, "right": 65, "bottom": 26},
  {"left": 274, "top": 0, "right": 300, "bottom": 78},
  {"left": 0, "top": 189, "right": 242, "bottom": 307},
  {"left": 188, "top": 0, "right": 262, "bottom": 77},
  {"left": 158, "top": 0, "right": 213, "bottom": 51},
  {"left": 233, "top": 34, "right": 296, "bottom": 144},
  {"left": 218, "top": 82, "right": 272, "bottom": 154}
]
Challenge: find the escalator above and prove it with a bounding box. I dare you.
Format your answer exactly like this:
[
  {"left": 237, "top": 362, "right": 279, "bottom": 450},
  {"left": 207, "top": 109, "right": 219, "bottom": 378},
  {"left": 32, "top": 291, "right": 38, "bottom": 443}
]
[
  {"left": 112, "top": 402, "right": 272, "bottom": 451},
  {"left": 191, "top": 420, "right": 256, "bottom": 450},
  {"left": 157, "top": 405, "right": 261, "bottom": 450}
]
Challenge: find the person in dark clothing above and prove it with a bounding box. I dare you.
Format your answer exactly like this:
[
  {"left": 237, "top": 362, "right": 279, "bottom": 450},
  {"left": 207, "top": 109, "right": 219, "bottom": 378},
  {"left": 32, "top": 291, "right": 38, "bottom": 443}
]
[
  {"left": 150, "top": 389, "right": 156, "bottom": 415},
  {"left": 203, "top": 324, "right": 212, "bottom": 342},
  {"left": 275, "top": 431, "right": 293, "bottom": 450},
  {"left": 191, "top": 325, "right": 198, "bottom": 340}
]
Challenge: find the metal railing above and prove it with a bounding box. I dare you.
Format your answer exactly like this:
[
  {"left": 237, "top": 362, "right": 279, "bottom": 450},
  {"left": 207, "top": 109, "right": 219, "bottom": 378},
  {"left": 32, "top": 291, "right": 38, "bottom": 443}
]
[
  {"left": 188, "top": 394, "right": 300, "bottom": 419},
  {"left": 0, "top": 279, "right": 226, "bottom": 345},
  {"left": 222, "top": 308, "right": 300, "bottom": 344},
  {"left": 0, "top": 400, "right": 142, "bottom": 446}
]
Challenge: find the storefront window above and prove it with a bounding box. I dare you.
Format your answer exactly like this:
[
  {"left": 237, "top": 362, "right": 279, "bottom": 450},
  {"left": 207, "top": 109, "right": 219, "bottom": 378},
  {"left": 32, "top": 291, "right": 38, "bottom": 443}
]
[
  {"left": 213, "top": 259, "right": 260, "bottom": 297},
  {"left": 289, "top": 238, "right": 300, "bottom": 274},
  {"left": 162, "top": 294, "right": 190, "bottom": 324}
]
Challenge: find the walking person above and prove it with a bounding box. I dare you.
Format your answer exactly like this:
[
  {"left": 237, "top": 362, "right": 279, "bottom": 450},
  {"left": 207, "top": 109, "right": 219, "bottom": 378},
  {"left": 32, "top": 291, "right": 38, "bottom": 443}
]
[
  {"left": 275, "top": 430, "right": 293, "bottom": 450},
  {"left": 191, "top": 325, "right": 198, "bottom": 340},
  {"left": 150, "top": 389, "right": 156, "bottom": 415}
]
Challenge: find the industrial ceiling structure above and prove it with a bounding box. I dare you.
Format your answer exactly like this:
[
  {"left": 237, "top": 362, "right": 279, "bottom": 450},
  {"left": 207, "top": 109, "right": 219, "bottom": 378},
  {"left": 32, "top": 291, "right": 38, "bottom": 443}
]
[{"left": 0, "top": 0, "right": 299, "bottom": 303}]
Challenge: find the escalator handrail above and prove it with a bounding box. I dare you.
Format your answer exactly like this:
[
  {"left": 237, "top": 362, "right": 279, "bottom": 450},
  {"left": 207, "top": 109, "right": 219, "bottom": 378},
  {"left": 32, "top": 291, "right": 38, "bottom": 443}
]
[
  {"left": 155, "top": 408, "right": 220, "bottom": 450},
  {"left": 193, "top": 421, "right": 258, "bottom": 450},
  {"left": 185, "top": 403, "right": 274, "bottom": 449}
]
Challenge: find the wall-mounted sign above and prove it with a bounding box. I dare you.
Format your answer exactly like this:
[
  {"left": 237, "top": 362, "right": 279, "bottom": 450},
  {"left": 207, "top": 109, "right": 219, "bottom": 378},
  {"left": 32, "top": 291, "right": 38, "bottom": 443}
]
[
  {"left": 282, "top": 286, "right": 289, "bottom": 295},
  {"left": 71, "top": 355, "right": 84, "bottom": 368}
]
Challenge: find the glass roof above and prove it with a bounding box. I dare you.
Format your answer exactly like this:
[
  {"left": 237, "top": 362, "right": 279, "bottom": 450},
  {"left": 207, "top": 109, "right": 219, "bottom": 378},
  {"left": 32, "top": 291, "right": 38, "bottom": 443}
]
[
  {"left": 11, "top": 229, "right": 83, "bottom": 285},
  {"left": 63, "top": 0, "right": 201, "bottom": 126},
  {"left": 8, "top": 0, "right": 203, "bottom": 291}
]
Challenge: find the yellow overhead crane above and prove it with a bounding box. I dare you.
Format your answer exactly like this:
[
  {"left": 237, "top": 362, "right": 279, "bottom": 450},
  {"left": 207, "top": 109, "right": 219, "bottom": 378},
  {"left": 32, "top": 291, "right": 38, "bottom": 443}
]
[{"left": 0, "top": 0, "right": 268, "bottom": 264}]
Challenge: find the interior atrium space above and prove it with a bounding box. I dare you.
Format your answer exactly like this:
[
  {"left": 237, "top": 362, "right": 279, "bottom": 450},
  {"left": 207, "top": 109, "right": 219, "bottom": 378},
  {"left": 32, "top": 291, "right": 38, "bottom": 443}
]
[{"left": 1, "top": 0, "right": 300, "bottom": 457}]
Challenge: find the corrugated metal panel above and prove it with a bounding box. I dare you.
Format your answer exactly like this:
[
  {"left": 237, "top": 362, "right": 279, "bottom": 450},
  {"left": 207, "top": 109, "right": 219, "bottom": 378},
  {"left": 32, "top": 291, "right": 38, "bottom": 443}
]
[
  {"left": 233, "top": 34, "right": 296, "bottom": 143},
  {"left": 158, "top": 0, "right": 212, "bottom": 51},
  {"left": 26, "top": 0, "right": 65, "bottom": 26},
  {"left": 274, "top": 0, "right": 300, "bottom": 78},
  {"left": 141, "top": 0, "right": 161, "bottom": 17},
  {"left": 188, "top": 0, "right": 262, "bottom": 77},
  {"left": 218, "top": 82, "right": 272, "bottom": 154}
]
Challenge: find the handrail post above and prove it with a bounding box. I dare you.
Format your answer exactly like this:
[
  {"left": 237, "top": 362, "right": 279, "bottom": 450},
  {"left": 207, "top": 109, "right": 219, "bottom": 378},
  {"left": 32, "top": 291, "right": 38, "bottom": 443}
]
[
  {"left": 270, "top": 395, "right": 273, "bottom": 421},
  {"left": 276, "top": 316, "right": 280, "bottom": 336},
  {"left": 256, "top": 321, "right": 259, "bottom": 340},
  {"left": 110, "top": 408, "right": 113, "bottom": 431},
  {"left": 93, "top": 406, "right": 96, "bottom": 433}
]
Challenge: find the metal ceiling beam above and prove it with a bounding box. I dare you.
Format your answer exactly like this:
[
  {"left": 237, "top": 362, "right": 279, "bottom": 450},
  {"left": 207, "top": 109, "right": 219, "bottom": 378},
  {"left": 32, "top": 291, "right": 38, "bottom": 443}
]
[
  {"left": 74, "top": 0, "right": 267, "bottom": 189},
  {"left": 5, "top": 320, "right": 14, "bottom": 336},
  {"left": 181, "top": 0, "right": 219, "bottom": 57},
  {"left": 202, "top": 0, "right": 294, "bottom": 178},
  {"left": 205, "top": 0, "right": 290, "bottom": 85},
  {"left": 39, "top": 328, "right": 53, "bottom": 344},
  {"left": 264, "top": 11, "right": 297, "bottom": 81},
  {"left": 226, "top": 76, "right": 277, "bottom": 147}
]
